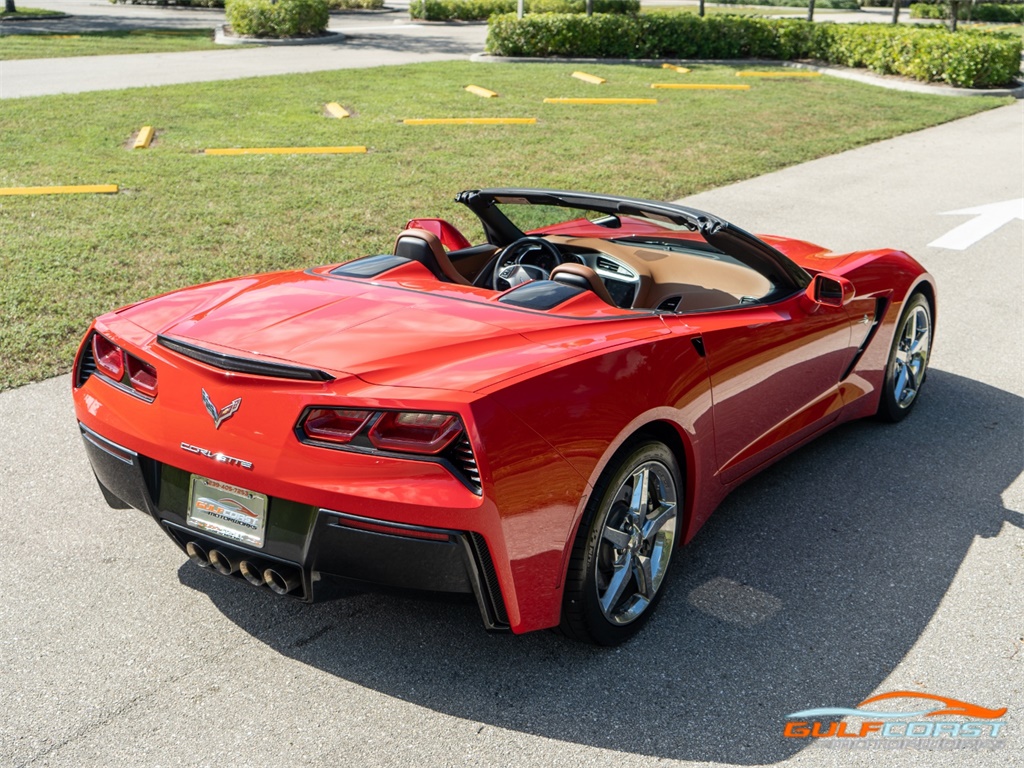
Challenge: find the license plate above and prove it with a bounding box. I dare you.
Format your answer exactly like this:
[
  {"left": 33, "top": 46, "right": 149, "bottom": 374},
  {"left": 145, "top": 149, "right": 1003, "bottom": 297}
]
[{"left": 186, "top": 475, "right": 268, "bottom": 548}]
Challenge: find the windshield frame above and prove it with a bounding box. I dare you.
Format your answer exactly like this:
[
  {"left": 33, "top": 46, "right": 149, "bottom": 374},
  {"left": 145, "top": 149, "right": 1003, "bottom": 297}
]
[{"left": 455, "top": 188, "right": 811, "bottom": 293}]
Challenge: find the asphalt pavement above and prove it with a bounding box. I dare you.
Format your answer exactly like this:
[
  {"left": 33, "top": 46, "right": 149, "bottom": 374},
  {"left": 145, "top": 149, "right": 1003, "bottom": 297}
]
[
  {"left": 3, "top": 1, "right": 1024, "bottom": 762},
  {"left": 0, "top": 76, "right": 1021, "bottom": 766}
]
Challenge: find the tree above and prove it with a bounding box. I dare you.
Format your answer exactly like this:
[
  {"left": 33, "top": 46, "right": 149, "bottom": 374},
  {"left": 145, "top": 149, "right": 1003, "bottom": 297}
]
[
  {"left": 699, "top": 0, "right": 705, "bottom": 17},
  {"left": 586, "top": 0, "right": 592, "bottom": 15},
  {"left": 806, "top": 0, "right": 815, "bottom": 22},
  {"left": 949, "top": 0, "right": 960, "bottom": 30},
  {"left": 5, "top": 0, "right": 17, "bottom": 15},
  {"left": 891, "top": 0, "right": 900, "bottom": 24}
]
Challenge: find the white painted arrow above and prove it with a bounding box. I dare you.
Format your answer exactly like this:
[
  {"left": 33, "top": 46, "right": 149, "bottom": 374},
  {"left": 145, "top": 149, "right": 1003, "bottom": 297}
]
[{"left": 928, "top": 198, "right": 1024, "bottom": 251}]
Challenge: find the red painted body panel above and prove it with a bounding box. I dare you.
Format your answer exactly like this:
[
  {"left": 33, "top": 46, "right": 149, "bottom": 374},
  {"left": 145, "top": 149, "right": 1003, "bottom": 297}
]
[{"left": 72, "top": 202, "right": 935, "bottom": 635}]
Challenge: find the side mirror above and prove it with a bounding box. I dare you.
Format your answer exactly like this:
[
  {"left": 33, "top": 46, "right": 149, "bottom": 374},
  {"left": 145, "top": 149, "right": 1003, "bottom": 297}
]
[{"left": 806, "top": 273, "right": 855, "bottom": 307}]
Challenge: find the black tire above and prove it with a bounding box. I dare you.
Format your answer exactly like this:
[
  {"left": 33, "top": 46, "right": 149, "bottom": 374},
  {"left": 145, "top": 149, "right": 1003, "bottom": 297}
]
[
  {"left": 559, "top": 440, "right": 682, "bottom": 646},
  {"left": 877, "top": 292, "right": 932, "bottom": 423}
]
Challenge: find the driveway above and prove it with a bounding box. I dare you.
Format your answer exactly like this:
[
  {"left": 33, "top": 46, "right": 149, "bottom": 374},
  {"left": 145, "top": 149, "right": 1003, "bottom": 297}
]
[{"left": 0, "top": 101, "right": 1020, "bottom": 767}]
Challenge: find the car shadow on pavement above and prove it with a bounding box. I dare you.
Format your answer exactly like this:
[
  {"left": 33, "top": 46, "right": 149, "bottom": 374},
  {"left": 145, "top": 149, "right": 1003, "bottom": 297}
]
[{"left": 179, "top": 368, "right": 1022, "bottom": 764}]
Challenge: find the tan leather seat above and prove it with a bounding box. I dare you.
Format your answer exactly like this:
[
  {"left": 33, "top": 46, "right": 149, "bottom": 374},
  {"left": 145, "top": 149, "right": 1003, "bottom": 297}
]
[
  {"left": 393, "top": 229, "right": 470, "bottom": 285},
  {"left": 550, "top": 263, "right": 617, "bottom": 307}
]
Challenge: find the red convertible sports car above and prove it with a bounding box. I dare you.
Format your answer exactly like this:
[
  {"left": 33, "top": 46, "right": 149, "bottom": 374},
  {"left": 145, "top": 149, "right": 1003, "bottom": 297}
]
[{"left": 73, "top": 189, "right": 934, "bottom": 645}]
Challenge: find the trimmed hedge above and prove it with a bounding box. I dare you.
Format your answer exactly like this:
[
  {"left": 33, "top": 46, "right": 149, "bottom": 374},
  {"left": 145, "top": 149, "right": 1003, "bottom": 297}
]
[
  {"left": 226, "top": 0, "right": 329, "bottom": 36},
  {"left": 910, "top": 2, "right": 1024, "bottom": 22},
  {"left": 328, "top": 0, "right": 384, "bottom": 8},
  {"left": 110, "top": 0, "right": 224, "bottom": 6},
  {"left": 113, "top": 0, "right": 383, "bottom": 7},
  {"left": 486, "top": 14, "right": 1022, "bottom": 87},
  {"left": 409, "top": 0, "right": 638, "bottom": 21},
  {"left": 714, "top": 0, "right": 860, "bottom": 8}
]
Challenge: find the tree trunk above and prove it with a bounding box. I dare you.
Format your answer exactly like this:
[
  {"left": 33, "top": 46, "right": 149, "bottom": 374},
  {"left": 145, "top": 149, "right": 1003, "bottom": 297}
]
[
  {"left": 949, "top": 0, "right": 959, "bottom": 31},
  {"left": 891, "top": 0, "right": 900, "bottom": 24},
  {"left": 586, "top": 0, "right": 593, "bottom": 16},
  {"left": 699, "top": 0, "right": 705, "bottom": 17},
  {"left": 806, "top": 0, "right": 815, "bottom": 22},
  {"left": 4, "top": 0, "right": 17, "bottom": 15}
]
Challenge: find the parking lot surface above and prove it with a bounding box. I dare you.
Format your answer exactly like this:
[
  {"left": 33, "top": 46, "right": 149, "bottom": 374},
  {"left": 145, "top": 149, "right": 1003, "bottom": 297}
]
[{"left": 0, "top": 103, "right": 1021, "bottom": 767}]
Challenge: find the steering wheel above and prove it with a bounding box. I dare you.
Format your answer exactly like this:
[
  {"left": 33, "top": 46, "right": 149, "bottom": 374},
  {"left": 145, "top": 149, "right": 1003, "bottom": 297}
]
[{"left": 492, "top": 236, "right": 567, "bottom": 290}]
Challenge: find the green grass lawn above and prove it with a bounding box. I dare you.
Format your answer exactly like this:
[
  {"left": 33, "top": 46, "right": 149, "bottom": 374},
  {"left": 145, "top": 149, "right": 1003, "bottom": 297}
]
[
  {"left": 0, "top": 6, "right": 64, "bottom": 18},
  {"left": 0, "top": 29, "right": 230, "bottom": 60},
  {"left": 964, "top": 22, "right": 1024, "bottom": 40},
  {"left": 0, "top": 61, "right": 1009, "bottom": 390}
]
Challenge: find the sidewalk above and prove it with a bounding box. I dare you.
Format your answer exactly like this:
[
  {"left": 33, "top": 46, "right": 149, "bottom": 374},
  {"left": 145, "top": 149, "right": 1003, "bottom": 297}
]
[
  {"left": 1, "top": 0, "right": 1014, "bottom": 100},
  {"left": 1, "top": 1, "right": 486, "bottom": 98}
]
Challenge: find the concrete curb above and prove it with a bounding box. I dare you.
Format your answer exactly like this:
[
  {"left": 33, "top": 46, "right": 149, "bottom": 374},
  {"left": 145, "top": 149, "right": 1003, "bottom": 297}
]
[
  {"left": 214, "top": 25, "right": 346, "bottom": 46},
  {"left": 470, "top": 53, "right": 1024, "bottom": 99}
]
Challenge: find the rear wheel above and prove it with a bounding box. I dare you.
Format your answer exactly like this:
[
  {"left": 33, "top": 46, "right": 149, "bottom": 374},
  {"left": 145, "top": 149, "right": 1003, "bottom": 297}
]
[
  {"left": 878, "top": 293, "right": 932, "bottom": 422},
  {"left": 560, "top": 441, "right": 681, "bottom": 646}
]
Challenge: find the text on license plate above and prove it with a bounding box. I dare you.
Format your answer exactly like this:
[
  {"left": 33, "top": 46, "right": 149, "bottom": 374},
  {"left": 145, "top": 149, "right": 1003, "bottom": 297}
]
[{"left": 186, "top": 474, "right": 268, "bottom": 548}]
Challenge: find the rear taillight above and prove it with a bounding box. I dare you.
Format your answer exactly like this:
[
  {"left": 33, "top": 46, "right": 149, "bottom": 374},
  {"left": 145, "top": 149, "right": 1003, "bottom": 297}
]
[
  {"left": 298, "top": 407, "right": 479, "bottom": 492},
  {"left": 301, "top": 408, "right": 372, "bottom": 444},
  {"left": 368, "top": 411, "right": 463, "bottom": 455},
  {"left": 126, "top": 354, "right": 158, "bottom": 398},
  {"left": 299, "top": 408, "right": 464, "bottom": 455},
  {"left": 92, "top": 333, "right": 124, "bottom": 380},
  {"left": 88, "top": 332, "right": 158, "bottom": 400}
]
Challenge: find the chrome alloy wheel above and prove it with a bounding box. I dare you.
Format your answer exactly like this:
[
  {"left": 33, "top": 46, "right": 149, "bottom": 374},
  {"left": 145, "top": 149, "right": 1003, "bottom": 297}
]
[
  {"left": 892, "top": 303, "right": 930, "bottom": 410},
  {"left": 595, "top": 461, "right": 678, "bottom": 625}
]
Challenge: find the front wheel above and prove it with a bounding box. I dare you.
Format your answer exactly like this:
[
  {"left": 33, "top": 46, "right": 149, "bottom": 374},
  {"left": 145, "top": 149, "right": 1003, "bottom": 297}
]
[
  {"left": 878, "top": 292, "right": 932, "bottom": 422},
  {"left": 559, "top": 441, "right": 681, "bottom": 646}
]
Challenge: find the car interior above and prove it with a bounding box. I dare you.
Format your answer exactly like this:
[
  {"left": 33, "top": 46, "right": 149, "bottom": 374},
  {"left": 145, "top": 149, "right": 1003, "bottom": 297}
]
[{"left": 391, "top": 226, "right": 777, "bottom": 314}]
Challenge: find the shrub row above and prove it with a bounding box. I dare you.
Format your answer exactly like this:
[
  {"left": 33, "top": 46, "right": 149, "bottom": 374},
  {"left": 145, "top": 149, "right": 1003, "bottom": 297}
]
[
  {"left": 910, "top": 2, "right": 1024, "bottom": 22},
  {"left": 226, "top": 0, "right": 329, "bottom": 36},
  {"left": 713, "top": 0, "right": 860, "bottom": 9},
  {"left": 486, "top": 14, "right": 1021, "bottom": 87},
  {"left": 111, "top": 0, "right": 383, "bottom": 8},
  {"left": 328, "top": 0, "right": 384, "bottom": 8},
  {"left": 409, "top": 0, "right": 638, "bottom": 21},
  {"left": 110, "top": 0, "right": 224, "bottom": 6}
]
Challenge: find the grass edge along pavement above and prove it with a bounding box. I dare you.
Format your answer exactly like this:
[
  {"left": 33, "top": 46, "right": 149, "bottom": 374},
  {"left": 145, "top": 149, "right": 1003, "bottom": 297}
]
[
  {"left": 0, "top": 7, "right": 65, "bottom": 19},
  {"left": 0, "top": 29, "right": 234, "bottom": 61},
  {"left": 0, "top": 60, "right": 1009, "bottom": 391}
]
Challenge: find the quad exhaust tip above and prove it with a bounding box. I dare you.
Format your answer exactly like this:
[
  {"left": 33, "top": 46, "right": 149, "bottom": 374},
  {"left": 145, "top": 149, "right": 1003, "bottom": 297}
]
[
  {"left": 185, "top": 541, "right": 210, "bottom": 568},
  {"left": 208, "top": 549, "right": 239, "bottom": 576},
  {"left": 186, "top": 540, "right": 301, "bottom": 596},
  {"left": 239, "top": 559, "right": 266, "bottom": 587},
  {"left": 264, "top": 567, "right": 300, "bottom": 596}
]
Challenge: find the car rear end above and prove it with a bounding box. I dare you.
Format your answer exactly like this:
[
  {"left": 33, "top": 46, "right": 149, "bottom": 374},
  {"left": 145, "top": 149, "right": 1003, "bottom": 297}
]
[{"left": 73, "top": 319, "right": 513, "bottom": 631}]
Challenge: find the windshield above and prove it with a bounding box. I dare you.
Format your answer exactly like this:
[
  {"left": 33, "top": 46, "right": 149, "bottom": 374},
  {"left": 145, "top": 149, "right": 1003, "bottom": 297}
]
[{"left": 491, "top": 199, "right": 694, "bottom": 236}]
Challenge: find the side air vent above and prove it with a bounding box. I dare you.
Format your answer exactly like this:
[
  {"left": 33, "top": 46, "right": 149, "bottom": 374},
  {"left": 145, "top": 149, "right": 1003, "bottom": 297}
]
[
  {"left": 449, "top": 434, "right": 482, "bottom": 494},
  {"left": 595, "top": 256, "right": 635, "bottom": 278},
  {"left": 840, "top": 297, "right": 887, "bottom": 381},
  {"left": 75, "top": 334, "right": 97, "bottom": 388},
  {"left": 656, "top": 296, "right": 681, "bottom": 312},
  {"left": 468, "top": 532, "right": 509, "bottom": 628},
  {"left": 158, "top": 335, "right": 335, "bottom": 382}
]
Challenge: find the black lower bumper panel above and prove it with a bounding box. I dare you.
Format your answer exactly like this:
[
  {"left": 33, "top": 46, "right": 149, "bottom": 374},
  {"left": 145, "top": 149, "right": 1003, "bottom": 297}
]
[{"left": 79, "top": 423, "right": 509, "bottom": 630}]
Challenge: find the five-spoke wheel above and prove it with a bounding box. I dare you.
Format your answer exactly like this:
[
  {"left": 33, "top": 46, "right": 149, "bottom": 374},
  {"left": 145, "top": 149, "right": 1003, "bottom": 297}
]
[
  {"left": 879, "top": 292, "right": 932, "bottom": 422},
  {"left": 560, "top": 441, "right": 681, "bottom": 645}
]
